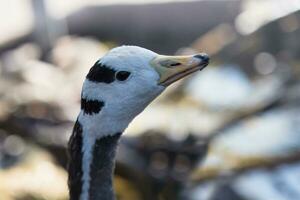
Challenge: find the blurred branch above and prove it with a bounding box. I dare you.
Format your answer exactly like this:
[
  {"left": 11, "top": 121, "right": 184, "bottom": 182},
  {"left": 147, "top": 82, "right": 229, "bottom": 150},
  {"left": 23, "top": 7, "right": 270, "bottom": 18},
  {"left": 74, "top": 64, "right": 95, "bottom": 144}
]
[{"left": 190, "top": 152, "right": 300, "bottom": 185}]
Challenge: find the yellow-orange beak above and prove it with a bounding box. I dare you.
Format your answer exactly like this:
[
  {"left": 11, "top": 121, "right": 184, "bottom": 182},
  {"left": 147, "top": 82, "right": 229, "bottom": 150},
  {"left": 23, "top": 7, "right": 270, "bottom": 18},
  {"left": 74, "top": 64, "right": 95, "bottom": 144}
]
[{"left": 151, "top": 53, "right": 209, "bottom": 87}]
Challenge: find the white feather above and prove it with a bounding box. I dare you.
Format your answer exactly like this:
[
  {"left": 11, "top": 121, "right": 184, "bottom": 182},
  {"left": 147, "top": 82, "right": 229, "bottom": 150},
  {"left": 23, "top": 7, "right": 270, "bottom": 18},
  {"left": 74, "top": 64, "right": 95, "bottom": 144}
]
[{"left": 80, "top": 128, "right": 96, "bottom": 200}]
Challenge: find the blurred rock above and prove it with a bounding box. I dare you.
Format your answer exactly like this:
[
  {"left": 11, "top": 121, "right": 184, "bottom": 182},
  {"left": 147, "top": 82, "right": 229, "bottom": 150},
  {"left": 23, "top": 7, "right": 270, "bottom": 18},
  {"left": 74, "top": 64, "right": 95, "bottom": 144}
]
[
  {"left": 191, "top": 23, "right": 237, "bottom": 56},
  {"left": 185, "top": 64, "right": 284, "bottom": 112},
  {"left": 0, "top": 145, "right": 68, "bottom": 200},
  {"left": 193, "top": 106, "right": 300, "bottom": 181},
  {"left": 0, "top": 36, "right": 108, "bottom": 121},
  {"left": 189, "top": 161, "right": 300, "bottom": 200},
  {"left": 126, "top": 103, "right": 228, "bottom": 138},
  {"left": 67, "top": 1, "right": 241, "bottom": 54},
  {"left": 186, "top": 66, "right": 253, "bottom": 110},
  {"left": 233, "top": 162, "right": 300, "bottom": 200},
  {"left": 214, "top": 10, "right": 300, "bottom": 76}
]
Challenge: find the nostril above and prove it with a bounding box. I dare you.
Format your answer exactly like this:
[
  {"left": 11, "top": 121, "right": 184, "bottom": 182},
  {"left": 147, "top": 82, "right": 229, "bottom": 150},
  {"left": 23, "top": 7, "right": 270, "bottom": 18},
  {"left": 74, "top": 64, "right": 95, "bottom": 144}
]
[
  {"left": 194, "top": 54, "right": 210, "bottom": 63},
  {"left": 170, "top": 62, "right": 181, "bottom": 67}
]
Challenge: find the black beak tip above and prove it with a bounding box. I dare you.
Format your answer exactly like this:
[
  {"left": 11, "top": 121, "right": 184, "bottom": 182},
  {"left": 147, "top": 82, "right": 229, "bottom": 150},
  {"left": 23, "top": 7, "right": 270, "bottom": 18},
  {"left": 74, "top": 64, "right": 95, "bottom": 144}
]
[{"left": 194, "top": 53, "right": 210, "bottom": 63}]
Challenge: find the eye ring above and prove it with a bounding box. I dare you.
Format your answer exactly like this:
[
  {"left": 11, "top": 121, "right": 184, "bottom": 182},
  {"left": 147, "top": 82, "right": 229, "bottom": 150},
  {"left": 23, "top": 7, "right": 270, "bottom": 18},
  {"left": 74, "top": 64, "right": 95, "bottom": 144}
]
[{"left": 115, "top": 71, "right": 131, "bottom": 81}]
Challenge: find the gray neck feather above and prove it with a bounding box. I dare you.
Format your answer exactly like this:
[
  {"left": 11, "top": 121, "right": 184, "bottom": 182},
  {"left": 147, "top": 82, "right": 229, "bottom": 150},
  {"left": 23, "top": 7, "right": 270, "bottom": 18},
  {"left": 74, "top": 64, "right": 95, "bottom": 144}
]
[
  {"left": 87, "top": 133, "right": 121, "bottom": 200},
  {"left": 68, "top": 121, "right": 121, "bottom": 200}
]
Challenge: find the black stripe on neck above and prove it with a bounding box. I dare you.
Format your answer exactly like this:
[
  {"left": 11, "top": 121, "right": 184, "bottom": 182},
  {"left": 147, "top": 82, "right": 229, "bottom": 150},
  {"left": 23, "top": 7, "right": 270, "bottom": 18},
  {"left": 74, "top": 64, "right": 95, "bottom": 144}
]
[
  {"left": 86, "top": 62, "right": 116, "bottom": 83},
  {"left": 81, "top": 98, "right": 104, "bottom": 115},
  {"left": 89, "top": 133, "right": 122, "bottom": 200},
  {"left": 68, "top": 120, "right": 83, "bottom": 200}
]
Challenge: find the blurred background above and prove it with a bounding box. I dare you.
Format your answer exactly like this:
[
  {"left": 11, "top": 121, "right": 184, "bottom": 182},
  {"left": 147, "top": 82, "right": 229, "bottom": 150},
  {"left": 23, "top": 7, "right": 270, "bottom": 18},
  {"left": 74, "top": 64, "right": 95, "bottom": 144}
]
[{"left": 0, "top": 0, "right": 300, "bottom": 199}]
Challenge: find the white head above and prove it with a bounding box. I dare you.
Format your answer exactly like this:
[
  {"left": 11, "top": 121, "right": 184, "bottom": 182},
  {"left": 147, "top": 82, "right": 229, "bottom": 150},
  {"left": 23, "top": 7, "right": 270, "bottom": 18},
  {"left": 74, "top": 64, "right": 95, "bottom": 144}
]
[{"left": 79, "top": 46, "right": 209, "bottom": 137}]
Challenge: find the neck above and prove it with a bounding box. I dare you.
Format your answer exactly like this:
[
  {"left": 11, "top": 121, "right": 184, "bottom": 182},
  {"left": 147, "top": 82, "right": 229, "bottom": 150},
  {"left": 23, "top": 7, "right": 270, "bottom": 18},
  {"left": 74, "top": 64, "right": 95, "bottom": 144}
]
[
  {"left": 86, "top": 132, "right": 121, "bottom": 200},
  {"left": 68, "top": 116, "right": 122, "bottom": 200}
]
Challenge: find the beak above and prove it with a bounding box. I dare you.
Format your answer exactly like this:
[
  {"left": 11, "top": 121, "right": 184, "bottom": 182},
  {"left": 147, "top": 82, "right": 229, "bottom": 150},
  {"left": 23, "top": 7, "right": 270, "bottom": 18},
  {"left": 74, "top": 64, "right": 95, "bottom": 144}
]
[{"left": 151, "top": 53, "right": 209, "bottom": 87}]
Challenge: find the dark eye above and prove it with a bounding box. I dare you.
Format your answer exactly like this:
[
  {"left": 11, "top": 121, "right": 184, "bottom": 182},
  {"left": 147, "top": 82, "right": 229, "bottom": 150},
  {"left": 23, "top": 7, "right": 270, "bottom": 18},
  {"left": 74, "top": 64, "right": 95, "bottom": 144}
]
[{"left": 115, "top": 71, "right": 131, "bottom": 81}]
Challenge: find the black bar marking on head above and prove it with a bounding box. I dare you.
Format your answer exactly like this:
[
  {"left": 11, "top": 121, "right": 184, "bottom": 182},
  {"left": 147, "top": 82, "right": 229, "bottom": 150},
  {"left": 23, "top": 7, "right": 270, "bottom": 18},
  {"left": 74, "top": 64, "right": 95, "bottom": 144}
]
[
  {"left": 86, "top": 62, "right": 116, "bottom": 83},
  {"left": 68, "top": 120, "right": 83, "bottom": 200},
  {"left": 81, "top": 98, "right": 104, "bottom": 115},
  {"left": 89, "top": 133, "right": 122, "bottom": 200}
]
